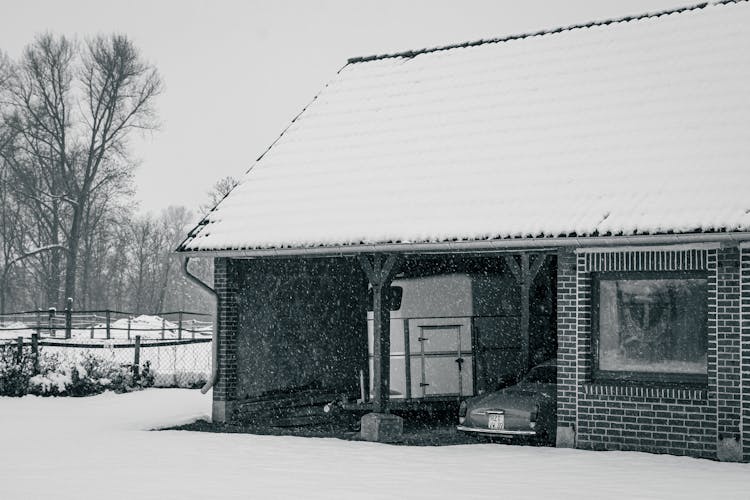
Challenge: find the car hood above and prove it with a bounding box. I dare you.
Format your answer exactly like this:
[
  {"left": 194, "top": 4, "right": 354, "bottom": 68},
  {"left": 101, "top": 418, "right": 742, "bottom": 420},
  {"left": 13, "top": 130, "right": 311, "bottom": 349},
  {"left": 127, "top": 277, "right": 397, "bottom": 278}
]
[{"left": 468, "top": 382, "right": 555, "bottom": 411}]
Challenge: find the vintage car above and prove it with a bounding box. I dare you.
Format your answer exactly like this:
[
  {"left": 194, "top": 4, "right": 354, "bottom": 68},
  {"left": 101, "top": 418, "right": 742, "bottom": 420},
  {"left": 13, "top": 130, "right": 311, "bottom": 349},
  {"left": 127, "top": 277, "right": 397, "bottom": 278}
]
[{"left": 457, "top": 360, "right": 556, "bottom": 444}]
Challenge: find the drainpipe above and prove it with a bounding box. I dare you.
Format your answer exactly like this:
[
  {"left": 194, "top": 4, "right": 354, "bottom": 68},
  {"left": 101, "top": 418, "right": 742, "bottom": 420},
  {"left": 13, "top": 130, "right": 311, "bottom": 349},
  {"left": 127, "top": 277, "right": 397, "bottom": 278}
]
[{"left": 181, "top": 257, "right": 218, "bottom": 394}]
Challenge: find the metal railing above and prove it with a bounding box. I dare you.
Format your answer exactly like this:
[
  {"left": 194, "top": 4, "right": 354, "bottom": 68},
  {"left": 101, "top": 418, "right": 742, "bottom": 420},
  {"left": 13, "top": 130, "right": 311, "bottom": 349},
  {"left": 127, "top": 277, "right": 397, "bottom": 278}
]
[{"left": 0, "top": 308, "right": 212, "bottom": 340}]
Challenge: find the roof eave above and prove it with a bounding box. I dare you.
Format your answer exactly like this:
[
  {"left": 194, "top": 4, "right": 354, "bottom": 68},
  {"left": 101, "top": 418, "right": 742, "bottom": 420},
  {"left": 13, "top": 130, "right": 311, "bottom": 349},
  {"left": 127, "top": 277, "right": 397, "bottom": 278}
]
[{"left": 174, "top": 231, "right": 750, "bottom": 259}]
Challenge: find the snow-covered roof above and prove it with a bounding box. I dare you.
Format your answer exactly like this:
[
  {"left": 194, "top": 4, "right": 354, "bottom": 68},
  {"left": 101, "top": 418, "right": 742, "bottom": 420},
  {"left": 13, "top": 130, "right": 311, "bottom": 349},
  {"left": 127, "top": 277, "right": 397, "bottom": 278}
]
[{"left": 179, "top": 1, "right": 750, "bottom": 254}]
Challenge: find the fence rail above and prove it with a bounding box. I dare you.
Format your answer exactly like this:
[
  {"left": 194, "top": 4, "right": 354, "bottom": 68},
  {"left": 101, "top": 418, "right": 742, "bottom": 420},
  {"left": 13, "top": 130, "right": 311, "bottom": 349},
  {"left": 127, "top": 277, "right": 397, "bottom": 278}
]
[{"left": 0, "top": 308, "right": 213, "bottom": 340}]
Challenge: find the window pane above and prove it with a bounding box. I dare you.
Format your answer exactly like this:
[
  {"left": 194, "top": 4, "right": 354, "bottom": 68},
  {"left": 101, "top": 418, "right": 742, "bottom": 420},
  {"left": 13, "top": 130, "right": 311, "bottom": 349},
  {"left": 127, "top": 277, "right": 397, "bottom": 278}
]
[{"left": 599, "top": 277, "right": 707, "bottom": 375}]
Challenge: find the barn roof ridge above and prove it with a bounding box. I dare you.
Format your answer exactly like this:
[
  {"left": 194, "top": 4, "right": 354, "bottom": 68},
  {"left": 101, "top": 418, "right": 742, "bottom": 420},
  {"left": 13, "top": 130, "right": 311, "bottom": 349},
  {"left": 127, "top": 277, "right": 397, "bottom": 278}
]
[{"left": 346, "top": 1, "right": 738, "bottom": 65}]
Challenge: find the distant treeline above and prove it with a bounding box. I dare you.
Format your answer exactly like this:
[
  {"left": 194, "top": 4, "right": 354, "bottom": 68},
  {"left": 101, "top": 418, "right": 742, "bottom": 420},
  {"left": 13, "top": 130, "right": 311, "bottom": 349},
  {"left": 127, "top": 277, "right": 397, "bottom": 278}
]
[{"left": 0, "top": 32, "right": 236, "bottom": 313}]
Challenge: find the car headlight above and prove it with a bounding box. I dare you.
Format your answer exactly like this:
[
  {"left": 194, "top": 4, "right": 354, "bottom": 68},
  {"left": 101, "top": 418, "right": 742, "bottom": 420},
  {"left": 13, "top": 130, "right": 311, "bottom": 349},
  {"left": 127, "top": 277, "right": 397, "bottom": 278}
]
[{"left": 458, "top": 400, "right": 467, "bottom": 424}]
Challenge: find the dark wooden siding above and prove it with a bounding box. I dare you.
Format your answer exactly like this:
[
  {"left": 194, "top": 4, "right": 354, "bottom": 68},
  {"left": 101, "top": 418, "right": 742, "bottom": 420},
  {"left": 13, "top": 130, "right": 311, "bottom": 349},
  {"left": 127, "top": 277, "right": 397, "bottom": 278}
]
[{"left": 234, "top": 257, "right": 367, "bottom": 399}]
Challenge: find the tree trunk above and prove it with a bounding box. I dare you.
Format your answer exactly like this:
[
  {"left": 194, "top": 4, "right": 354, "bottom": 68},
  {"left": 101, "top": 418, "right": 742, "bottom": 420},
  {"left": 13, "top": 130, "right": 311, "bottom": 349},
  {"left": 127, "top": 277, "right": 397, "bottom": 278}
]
[
  {"left": 47, "top": 247, "right": 61, "bottom": 308},
  {"left": 64, "top": 203, "right": 83, "bottom": 304},
  {"left": 0, "top": 271, "right": 6, "bottom": 315}
]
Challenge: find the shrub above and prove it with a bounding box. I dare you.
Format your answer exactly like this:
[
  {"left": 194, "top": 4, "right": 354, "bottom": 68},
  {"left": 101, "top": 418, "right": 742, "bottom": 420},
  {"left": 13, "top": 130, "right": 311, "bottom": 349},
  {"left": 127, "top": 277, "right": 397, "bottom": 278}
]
[
  {"left": 25, "top": 351, "right": 153, "bottom": 397},
  {"left": 2, "top": 344, "right": 194, "bottom": 396},
  {"left": 138, "top": 361, "right": 155, "bottom": 388},
  {"left": 0, "top": 344, "right": 35, "bottom": 396}
]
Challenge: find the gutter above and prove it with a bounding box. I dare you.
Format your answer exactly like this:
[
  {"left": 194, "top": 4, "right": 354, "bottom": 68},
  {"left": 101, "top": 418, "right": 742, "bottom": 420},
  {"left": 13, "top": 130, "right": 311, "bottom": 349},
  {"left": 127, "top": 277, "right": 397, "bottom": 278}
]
[
  {"left": 180, "top": 257, "right": 218, "bottom": 394},
  {"left": 177, "top": 231, "right": 750, "bottom": 259}
]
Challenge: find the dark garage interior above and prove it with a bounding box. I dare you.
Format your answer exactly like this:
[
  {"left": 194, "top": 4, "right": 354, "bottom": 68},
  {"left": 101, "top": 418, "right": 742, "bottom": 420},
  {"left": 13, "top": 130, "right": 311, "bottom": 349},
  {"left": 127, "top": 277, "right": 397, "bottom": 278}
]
[{"left": 229, "top": 252, "right": 557, "bottom": 435}]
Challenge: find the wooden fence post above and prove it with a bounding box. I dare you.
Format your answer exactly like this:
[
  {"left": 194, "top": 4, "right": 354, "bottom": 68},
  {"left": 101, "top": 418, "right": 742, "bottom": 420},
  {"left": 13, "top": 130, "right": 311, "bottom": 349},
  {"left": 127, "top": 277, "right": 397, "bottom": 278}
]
[
  {"left": 161, "top": 318, "right": 165, "bottom": 339},
  {"left": 178, "top": 311, "right": 183, "bottom": 340},
  {"left": 31, "top": 333, "right": 39, "bottom": 374},
  {"left": 127, "top": 317, "right": 131, "bottom": 340},
  {"left": 35, "top": 309, "right": 41, "bottom": 337},
  {"left": 64, "top": 297, "right": 73, "bottom": 339},
  {"left": 15, "top": 336, "right": 23, "bottom": 363},
  {"left": 106, "top": 310, "right": 111, "bottom": 340},
  {"left": 133, "top": 335, "right": 141, "bottom": 379},
  {"left": 90, "top": 325, "right": 95, "bottom": 339},
  {"left": 48, "top": 308, "right": 56, "bottom": 337}
]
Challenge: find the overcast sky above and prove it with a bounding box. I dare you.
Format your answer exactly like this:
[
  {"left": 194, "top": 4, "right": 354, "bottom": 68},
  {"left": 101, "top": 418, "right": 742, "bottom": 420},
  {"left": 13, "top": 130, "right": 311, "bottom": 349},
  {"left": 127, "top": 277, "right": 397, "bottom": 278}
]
[{"left": 2, "top": 0, "right": 691, "bottom": 218}]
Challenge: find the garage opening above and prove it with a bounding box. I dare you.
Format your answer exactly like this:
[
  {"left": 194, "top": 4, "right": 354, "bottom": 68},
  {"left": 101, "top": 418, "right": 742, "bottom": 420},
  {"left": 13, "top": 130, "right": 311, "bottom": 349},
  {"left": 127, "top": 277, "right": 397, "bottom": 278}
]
[
  {"left": 362, "top": 253, "right": 557, "bottom": 409},
  {"left": 231, "top": 252, "right": 557, "bottom": 438}
]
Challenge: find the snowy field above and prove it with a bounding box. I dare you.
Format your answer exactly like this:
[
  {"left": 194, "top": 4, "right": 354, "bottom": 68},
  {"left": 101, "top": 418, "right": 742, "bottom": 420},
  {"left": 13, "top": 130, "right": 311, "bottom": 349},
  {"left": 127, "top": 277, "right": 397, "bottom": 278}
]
[{"left": 0, "top": 390, "right": 747, "bottom": 500}]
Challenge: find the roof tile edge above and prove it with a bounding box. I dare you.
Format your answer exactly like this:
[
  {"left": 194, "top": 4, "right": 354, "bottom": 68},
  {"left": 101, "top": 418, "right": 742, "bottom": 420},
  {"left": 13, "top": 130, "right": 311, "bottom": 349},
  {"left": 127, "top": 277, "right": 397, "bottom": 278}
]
[{"left": 346, "top": 1, "right": 735, "bottom": 64}]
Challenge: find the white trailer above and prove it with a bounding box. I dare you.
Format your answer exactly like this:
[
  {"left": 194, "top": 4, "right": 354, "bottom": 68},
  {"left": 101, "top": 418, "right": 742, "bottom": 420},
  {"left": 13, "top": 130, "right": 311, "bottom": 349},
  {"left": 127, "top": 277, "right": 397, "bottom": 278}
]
[{"left": 367, "top": 273, "right": 521, "bottom": 400}]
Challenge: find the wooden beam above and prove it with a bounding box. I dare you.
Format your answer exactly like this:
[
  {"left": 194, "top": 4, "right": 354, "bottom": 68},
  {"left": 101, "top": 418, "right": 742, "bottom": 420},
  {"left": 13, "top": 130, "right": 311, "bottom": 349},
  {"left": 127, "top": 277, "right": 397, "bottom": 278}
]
[
  {"left": 358, "top": 254, "right": 376, "bottom": 284},
  {"left": 359, "top": 254, "right": 399, "bottom": 286},
  {"left": 503, "top": 255, "right": 522, "bottom": 283},
  {"left": 519, "top": 254, "right": 530, "bottom": 374},
  {"left": 359, "top": 254, "right": 401, "bottom": 414},
  {"left": 505, "top": 253, "right": 546, "bottom": 374},
  {"left": 380, "top": 254, "right": 400, "bottom": 284},
  {"left": 529, "top": 254, "right": 546, "bottom": 282}
]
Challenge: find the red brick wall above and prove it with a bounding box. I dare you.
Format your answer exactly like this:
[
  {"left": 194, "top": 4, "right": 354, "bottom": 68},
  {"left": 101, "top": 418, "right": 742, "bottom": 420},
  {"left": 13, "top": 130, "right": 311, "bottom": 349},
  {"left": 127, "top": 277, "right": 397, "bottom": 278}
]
[
  {"left": 742, "top": 247, "right": 750, "bottom": 462},
  {"left": 557, "top": 245, "right": 747, "bottom": 460},
  {"left": 715, "top": 247, "right": 742, "bottom": 455},
  {"left": 214, "top": 257, "right": 239, "bottom": 406},
  {"left": 556, "top": 250, "right": 577, "bottom": 431}
]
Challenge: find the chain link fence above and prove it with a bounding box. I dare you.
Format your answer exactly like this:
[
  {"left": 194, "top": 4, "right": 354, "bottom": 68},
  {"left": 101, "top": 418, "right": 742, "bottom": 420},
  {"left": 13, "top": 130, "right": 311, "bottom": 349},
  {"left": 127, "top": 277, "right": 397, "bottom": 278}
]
[{"left": 0, "top": 336, "right": 212, "bottom": 389}]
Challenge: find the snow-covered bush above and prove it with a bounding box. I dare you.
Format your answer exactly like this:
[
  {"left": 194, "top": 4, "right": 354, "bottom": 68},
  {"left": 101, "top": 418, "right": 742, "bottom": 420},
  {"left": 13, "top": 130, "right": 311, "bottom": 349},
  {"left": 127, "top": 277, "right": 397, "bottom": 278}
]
[
  {"left": 0, "top": 349, "right": 157, "bottom": 397},
  {"left": 26, "top": 352, "right": 118, "bottom": 396},
  {"left": 0, "top": 344, "right": 35, "bottom": 396},
  {"left": 28, "top": 370, "right": 72, "bottom": 395},
  {"left": 139, "top": 361, "right": 155, "bottom": 388}
]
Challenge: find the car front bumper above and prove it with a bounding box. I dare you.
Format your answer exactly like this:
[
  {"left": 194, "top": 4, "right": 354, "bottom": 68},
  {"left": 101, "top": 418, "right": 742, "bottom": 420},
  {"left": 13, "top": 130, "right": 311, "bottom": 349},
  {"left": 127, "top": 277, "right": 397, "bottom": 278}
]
[{"left": 456, "top": 425, "right": 537, "bottom": 436}]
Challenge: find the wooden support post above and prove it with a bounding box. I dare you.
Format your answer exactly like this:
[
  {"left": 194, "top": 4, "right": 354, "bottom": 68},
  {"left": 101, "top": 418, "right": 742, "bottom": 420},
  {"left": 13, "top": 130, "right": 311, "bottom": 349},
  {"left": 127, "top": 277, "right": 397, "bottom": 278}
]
[
  {"left": 90, "top": 325, "right": 94, "bottom": 339},
  {"left": 504, "top": 253, "right": 546, "bottom": 374},
  {"left": 359, "top": 253, "right": 400, "bottom": 414},
  {"left": 178, "top": 311, "right": 183, "bottom": 340},
  {"left": 64, "top": 298, "right": 73, "bottom": 339},
  {"left": 105, "top": 310, "right": 111, "bottom": 340},
  {"left": 520, "top": 254, "right": 531, "bottom": 374},
  {"left": 161, "top": 317, "right": 165, "bottom": 339},
  {"left": 133, "top": 335, "right": 141, "bottom": 379},
  {"left": 127, "top": 317, "right": 131, "bottom": 340},
  {"left": 372, "top": 280, "right": 388, "bottom": 412},
  {"left": 31, "top": 333, "right": 39, "bottom": 375},
  {"left": 35, "top": 309, "right": 41, "bottom": 337}
]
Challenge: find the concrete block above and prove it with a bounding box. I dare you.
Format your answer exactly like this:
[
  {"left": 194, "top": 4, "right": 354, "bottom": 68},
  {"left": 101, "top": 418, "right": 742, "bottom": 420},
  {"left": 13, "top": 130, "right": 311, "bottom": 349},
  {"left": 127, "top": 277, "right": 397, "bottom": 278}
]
[
  {"left": 556, "top": 425, "right": 576, "bottom": 448},
  {"left": 360, "top": 412, "right": 403, "bottom": 443},
  {"left": 717, "top": 436, "right": 742, "bottom": 462}
]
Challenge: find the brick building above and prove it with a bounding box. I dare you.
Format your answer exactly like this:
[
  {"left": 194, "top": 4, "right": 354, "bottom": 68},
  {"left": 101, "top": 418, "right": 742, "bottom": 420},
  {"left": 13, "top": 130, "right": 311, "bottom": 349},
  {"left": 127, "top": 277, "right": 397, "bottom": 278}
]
[{"left": 179, "top": 1, "right": 750, "bottom": 461}]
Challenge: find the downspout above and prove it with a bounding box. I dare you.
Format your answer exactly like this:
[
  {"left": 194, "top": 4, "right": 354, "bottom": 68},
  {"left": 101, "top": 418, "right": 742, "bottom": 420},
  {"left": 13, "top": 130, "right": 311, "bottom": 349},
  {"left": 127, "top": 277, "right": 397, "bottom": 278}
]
[{"left": 181, "top": 257, "right": 218, "bottom": 394}]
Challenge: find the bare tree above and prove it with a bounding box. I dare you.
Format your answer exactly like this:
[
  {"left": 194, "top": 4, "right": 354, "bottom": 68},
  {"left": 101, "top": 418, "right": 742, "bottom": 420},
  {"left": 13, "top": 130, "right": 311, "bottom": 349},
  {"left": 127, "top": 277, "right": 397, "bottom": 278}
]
[
  {"left": 154, "top": 206, "right": 194, "bottom": 311},
  {"left": 4, "top": 33, "right": 161, "bottom": 306},
  {"left": 200, "top": 175, "right": 239, "bottom": 215},
  {"left": 64, "top": 35, "right": 161, "bottom": 304}
]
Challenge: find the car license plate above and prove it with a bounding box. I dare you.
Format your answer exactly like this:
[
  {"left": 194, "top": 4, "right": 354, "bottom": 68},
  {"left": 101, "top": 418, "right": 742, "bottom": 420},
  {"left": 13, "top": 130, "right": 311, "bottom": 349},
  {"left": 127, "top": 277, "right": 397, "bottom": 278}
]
[{"left": 488, "top": 413, "right": 504, "bottom": 430}]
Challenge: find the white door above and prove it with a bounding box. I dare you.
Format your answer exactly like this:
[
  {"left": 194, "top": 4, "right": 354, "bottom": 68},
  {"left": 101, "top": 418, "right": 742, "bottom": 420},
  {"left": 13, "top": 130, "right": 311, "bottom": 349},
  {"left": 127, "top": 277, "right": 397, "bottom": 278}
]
[{"left": 411, "top": 324, "right": 473, "bottom": 397}]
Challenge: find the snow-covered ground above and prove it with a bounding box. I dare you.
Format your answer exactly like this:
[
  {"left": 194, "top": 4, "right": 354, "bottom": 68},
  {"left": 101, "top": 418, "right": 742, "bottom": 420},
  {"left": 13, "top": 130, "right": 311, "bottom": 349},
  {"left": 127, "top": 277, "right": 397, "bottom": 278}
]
[{"left": 0, "top": 390, "right": 748, "bottom": 499}]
